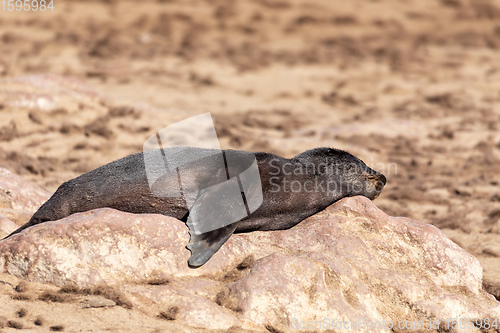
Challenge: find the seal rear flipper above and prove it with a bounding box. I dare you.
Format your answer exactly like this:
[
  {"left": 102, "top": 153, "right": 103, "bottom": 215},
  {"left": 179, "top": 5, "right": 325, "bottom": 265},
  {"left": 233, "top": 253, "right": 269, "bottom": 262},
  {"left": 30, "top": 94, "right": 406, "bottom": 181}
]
[
  {"left": 186, "top": 222, "right": 240, "bottom": 268},
  {"left": 3, "top": 225, "right": 29, "bottom": 240},
  {"left": 2, "top": 216, "right": 46, "bottom": 240}
]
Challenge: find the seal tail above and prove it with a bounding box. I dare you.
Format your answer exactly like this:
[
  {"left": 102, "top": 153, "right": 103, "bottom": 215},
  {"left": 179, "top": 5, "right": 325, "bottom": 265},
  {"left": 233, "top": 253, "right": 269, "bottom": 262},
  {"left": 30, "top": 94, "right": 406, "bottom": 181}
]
[
  {"left": 2, "top": 215, "right": 47, "bottom": 240},
  {"left": 2, "top": 185, "right": 72, "bottom": 240}
]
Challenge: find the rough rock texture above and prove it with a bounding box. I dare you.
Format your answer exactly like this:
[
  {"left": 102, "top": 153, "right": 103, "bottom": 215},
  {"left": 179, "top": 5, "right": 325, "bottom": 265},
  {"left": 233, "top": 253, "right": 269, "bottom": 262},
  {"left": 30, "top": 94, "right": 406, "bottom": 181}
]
[
  {"left": 0, "top": 209, "right": 192, "bottom": 285},
  {"left": 0, "top": 167, "right": 50, "bottom": 233},
  {"left": 0, "top": 214, "right": 18, "bottom": 237},
  {"left": 1, "top": 196, "right": 498, "bottom": 332},
  {"left": 442, "top": 228, "right": 500, "bottom": 302}
]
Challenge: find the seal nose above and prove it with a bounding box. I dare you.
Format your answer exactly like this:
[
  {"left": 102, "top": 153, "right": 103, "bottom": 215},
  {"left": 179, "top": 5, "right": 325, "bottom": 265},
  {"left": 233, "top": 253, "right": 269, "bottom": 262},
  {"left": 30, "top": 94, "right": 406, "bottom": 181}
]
[
  {"left": 374, "top": 173, "right": 386, "bottom": 192},
  {"left": 379, "top": 173, "right": 387, "bottom": 186},
  {"left": 368, "top": 172, "right": 386, "bottom": 192}
]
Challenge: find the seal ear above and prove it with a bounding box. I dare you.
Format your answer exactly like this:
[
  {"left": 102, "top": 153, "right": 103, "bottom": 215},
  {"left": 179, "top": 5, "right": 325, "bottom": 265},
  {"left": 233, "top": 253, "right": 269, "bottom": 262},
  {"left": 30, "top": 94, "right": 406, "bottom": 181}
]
[{"left": 186, "top": 222, "right": 239, "bottom": 267}]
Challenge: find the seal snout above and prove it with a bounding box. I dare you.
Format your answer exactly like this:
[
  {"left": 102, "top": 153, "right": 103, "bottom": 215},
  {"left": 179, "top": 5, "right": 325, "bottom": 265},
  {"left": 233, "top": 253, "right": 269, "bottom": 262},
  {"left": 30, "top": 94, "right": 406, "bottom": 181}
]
[
  {"left": 373, "top": 173, "right": 387, "bottom": 191},
  {"left": 365, "top": 171, "right": 386, "bottom": 199}
]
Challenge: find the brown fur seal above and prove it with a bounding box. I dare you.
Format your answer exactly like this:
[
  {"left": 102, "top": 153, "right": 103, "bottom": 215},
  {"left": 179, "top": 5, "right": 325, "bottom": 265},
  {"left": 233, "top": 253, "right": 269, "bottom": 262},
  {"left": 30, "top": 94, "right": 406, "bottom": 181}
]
[{"left": 3, "top": 147, "right": 386, "bottom": 267}]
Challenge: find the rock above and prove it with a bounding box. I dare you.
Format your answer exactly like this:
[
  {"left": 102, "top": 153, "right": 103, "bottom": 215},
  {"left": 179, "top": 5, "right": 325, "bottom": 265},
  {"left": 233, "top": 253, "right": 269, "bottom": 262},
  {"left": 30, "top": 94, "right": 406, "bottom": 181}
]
[
  {"left": 125, "top": 284, "right": 239, "bottom": 330},
  {"left": 80, "top": 295, "right": 116, "bottom": 308},
  {"left": 0, "top": 196, "right": 498, "bottom": 332},
  {"left": 443, "top": 228, "right": 500, "bottom": 303},
  {"left": 0, "top": 74, "right": 105, "bottom": 112},
  {"left": 0, "top": 214, "right": 17, "bottom": 238},
  {"left": 0, "top": 167, "right": 51, "bottom": 227},
  {"left": 0, "top": 208, "right": 192, "bottom": 286},
  {"left": 215, "top": 198, "right": 500, "bottom": 331}
]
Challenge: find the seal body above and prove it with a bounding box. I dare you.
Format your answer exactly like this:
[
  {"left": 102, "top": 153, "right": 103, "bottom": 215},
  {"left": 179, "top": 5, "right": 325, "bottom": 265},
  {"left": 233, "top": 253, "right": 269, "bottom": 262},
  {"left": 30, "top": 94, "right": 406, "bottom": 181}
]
[{"left": 4, "top": 147, "right": 386, "bottom": 267}]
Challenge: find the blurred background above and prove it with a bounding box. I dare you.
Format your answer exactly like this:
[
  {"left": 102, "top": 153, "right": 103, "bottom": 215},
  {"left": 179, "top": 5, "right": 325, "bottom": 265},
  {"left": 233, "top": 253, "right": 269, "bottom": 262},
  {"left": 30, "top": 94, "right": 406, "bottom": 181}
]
[{"left": 0, "top": 0, "right": 499, "bottom": 296}]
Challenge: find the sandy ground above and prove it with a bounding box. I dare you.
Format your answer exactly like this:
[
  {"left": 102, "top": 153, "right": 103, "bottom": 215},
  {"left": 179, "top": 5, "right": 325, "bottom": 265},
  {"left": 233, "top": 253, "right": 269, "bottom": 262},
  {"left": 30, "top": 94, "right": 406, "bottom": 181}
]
[{"left": 0, "top": 0, "right": 500, "bottom": 331}]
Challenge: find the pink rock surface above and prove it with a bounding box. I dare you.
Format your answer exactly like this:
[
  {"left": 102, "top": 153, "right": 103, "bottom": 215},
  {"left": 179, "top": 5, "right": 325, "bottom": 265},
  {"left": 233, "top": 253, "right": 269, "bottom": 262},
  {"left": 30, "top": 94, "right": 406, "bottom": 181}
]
[
  {"left": 0, "top": 167, "right": 50, "bottom": 229},
  {"left": 0, "top": 214, "right": 17, "bottom": 236},
  {"left": 220, "top": 197, "right": 500, "bottom": 331},
  {"left": 0, "top": 208, "right": 191, "bottom": 286},
  {"left": 0, "top": 196, "right": 498, "bottom": 331}
]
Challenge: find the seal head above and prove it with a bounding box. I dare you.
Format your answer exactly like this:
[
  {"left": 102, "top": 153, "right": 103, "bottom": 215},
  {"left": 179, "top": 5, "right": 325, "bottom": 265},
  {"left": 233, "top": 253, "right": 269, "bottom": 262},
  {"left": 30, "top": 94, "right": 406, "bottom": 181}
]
[{"left": 320, "top": 148, "right": 386, "bottom": 200}]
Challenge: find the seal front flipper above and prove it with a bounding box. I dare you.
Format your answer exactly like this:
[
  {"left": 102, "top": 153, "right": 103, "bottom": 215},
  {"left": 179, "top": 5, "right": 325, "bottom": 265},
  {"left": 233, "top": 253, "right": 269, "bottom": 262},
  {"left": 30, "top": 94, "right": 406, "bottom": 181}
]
[
  {"left": 186, "top": 222, "right": 239, "bottom": 267},
  {"left": 183, "top": 160, "right": 255, "bottom": 267}
]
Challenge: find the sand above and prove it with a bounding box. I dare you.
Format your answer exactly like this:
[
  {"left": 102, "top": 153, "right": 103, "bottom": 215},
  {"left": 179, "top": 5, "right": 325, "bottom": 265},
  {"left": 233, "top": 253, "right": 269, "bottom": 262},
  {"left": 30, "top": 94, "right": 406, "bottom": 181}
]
[{"left": 0, "top": 0, "right": 499, "bottom": 331}]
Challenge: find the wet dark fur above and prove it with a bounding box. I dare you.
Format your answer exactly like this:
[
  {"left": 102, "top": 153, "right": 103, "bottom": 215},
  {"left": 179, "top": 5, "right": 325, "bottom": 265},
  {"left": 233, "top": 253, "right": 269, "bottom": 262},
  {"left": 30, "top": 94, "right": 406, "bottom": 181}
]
[{"left": 3, "top": 147, "right": 386, "bottom": 267}]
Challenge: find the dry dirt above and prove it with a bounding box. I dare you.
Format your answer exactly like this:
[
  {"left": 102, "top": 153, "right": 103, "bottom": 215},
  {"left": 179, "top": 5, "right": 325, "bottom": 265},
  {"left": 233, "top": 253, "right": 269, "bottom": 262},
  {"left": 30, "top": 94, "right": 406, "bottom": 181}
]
[{"left": 0, "top": 0, "right": 500, "bottom": 331}]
